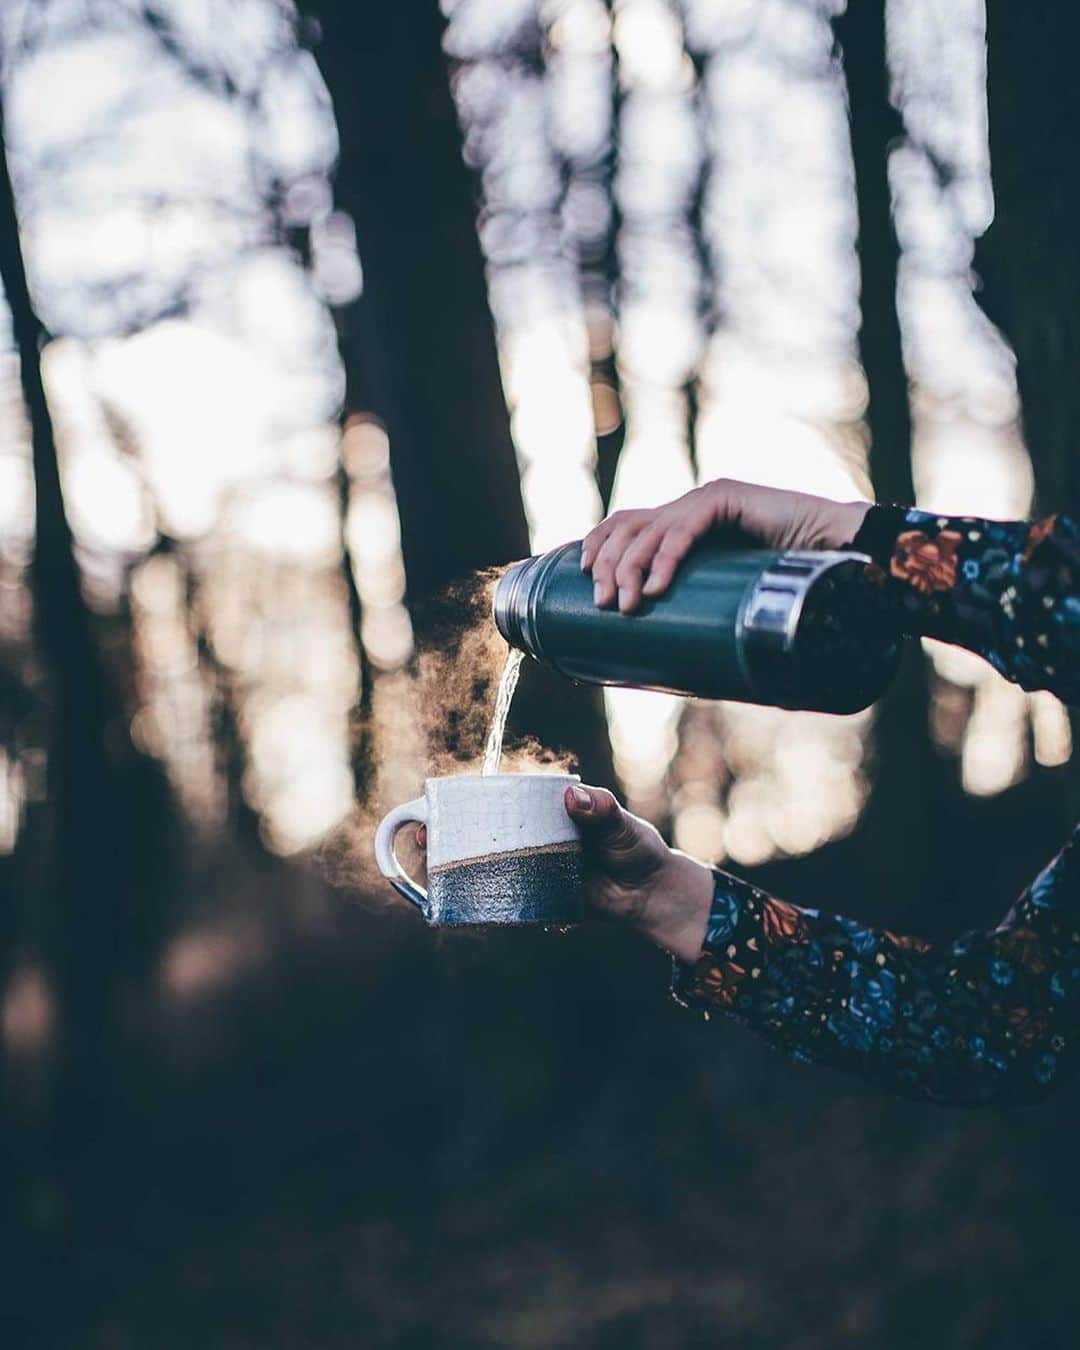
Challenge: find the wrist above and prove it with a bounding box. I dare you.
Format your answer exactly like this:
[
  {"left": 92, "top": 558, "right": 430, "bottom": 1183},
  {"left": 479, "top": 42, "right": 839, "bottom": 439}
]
[
  {"left": 637, "top": 850, "right": 714, "bottom": 964},
  {"left": 828, "top": 499, "right": 873, "bottom": 550}
]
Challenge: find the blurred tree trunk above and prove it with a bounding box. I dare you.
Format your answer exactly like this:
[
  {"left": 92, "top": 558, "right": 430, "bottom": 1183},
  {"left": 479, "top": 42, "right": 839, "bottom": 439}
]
[
  {"left": 574, "top": 1, "right": 626, "bottom": 512},
  {"left": 0, "top": 104, "right": 112, "bottom": 1157},
  {"left": 835, "top": 1, "right": 913, "bottom": 507},
  {"left": 302, "top": 1, "right": 530, "bottom": 605},
  {"left": 0, "top": 102, "right": 172, "bottom": 1287},
  {"left": 833, "top": 1, "right": 941, "bottom": 918},
  {"left": 976, "top": 2, "right": 1080, "bottom": 809},
  {"left": 306, "top": 1, "right": 614, "bottom": 785},
  {"left": 977, "top": 4, "right": 1080, "bottom": 520}
]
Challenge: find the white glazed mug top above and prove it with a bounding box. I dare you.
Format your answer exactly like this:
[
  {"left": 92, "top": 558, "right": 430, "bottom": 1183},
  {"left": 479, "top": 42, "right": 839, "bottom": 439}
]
[{"left": 423, "top": 772, "right": 580, "bottom": 870}]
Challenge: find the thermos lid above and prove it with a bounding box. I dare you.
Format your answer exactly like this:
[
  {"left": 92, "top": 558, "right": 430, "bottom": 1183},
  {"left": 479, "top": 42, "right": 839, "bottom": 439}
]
[{"left": 737, "top": 551, "right": 901, "bottom": 714}]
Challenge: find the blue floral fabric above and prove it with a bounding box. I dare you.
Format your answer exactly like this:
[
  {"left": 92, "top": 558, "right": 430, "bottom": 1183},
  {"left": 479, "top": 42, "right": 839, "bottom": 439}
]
[
  {"left": 851, "top": 506, "right": 1079, "bottom": 704},
  {"left": 672, "top": 508, "right": 1080, "bottom": 1105}
]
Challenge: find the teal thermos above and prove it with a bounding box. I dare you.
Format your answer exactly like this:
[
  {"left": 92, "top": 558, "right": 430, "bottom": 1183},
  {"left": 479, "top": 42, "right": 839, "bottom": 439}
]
[{"left": 492, "top": 541, "right": 900, "bottom": 715}]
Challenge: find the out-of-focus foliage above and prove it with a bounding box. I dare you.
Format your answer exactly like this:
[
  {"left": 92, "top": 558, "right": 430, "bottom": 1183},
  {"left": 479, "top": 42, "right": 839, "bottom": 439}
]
[{"left": 0, "top": 0, "right": 375, "bottom": 855}]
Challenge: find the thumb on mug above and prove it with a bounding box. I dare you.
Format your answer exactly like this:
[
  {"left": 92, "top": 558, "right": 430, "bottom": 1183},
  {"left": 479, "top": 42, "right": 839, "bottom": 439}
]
[{"left": 565, "top": 785, "right": 632, "bottom": 842}]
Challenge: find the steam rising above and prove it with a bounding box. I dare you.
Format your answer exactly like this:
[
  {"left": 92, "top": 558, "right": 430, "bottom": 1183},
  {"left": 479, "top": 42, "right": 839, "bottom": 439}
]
[
  {"left": 321, "top": 564, "right": 577, "bottom": 899},
  {"left": 413, "top": 568, "right": 577, "bottom": 779},
  {"left": 414, "top": 567, "right": 507, "bottom": 775}
]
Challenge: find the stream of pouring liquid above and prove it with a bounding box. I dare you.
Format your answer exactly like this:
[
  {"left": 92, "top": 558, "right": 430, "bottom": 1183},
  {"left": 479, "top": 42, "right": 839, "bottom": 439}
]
[{"left": 482, "top": 647, "right": 524, "bottom": 775}]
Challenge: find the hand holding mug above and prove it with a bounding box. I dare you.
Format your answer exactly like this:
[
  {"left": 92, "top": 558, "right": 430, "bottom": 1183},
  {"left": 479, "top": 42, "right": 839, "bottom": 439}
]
[
  {"left": 562, "top": 784, "right": 714, "bottom": 964},
  {"left": 411, "top": 780, "right": 714, "bottom": 961}
]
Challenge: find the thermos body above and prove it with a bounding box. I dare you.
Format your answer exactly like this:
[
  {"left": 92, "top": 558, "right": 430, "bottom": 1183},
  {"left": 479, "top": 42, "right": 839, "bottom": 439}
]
[{"left": 493, "top": 541, "right": 901, "bottom": 715}]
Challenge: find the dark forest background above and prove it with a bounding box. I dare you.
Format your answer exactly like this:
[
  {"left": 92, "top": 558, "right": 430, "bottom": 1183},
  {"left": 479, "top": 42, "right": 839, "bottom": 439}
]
[{"left": 2, "top": 2, "right": 1079, "bottom": 1347}]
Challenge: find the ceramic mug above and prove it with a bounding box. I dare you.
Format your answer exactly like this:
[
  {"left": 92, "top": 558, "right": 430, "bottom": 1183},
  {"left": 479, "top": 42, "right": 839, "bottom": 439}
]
[{"left": 373, "top": 773, "right": 584, "bottom": 925}]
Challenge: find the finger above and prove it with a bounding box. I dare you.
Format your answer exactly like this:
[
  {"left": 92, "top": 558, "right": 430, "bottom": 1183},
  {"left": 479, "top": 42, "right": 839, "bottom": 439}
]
[
  {"left": 592, "top": 520, "right": 648, "bottom": 607},
  {"left": 641, "top": 524, "right": 696, "bottom": 596},
  {"left": 580, "top": 514, "right": 623, "bottom": 571},
  {"left": 416, "top": 824, "right": 427, "bottom": 848},
  {"left": 614, "top": 522, "right": 666, "bottom": 612},
  {"left": 564, "top": 784, "right": 638, "bottom": 850},
  {"left": 580, "top": 523, "right": 610, "bottom": 572}
]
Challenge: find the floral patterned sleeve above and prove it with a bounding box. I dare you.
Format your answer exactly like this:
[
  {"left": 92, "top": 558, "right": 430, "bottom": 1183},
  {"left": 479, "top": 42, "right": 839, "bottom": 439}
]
[
  {"left": 851, "top": 506, "right": 1080, "bottom": 704},
  {"left": 671, "top": 509, "right": 1080, "bottom": 1105}
]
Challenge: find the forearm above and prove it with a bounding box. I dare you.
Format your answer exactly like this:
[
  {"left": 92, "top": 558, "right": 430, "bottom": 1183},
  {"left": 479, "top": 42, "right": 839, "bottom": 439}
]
[
  {"left": 670, "top": 823, "right": 1080, "bottom": 1106},
  {"left": 851, "top": 506, "right": 1080, "bottom": 704}
]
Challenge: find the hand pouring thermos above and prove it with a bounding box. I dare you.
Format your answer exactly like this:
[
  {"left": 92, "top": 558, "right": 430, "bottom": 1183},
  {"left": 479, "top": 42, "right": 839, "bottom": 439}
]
[{"left": 493, "top": 542, "right": 900, "bottom": 715}]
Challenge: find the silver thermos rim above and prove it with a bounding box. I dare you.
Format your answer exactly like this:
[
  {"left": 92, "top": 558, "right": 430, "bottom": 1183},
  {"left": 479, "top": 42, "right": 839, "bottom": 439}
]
[
  {"left": 492, "top": 556, "right": 530, "bottom": 651},
  {"left": 736, "top": 549, "right": 873, "bottom": 656},
  {"left": 493, "top": 543, "right": 576, "bottom": 658}
]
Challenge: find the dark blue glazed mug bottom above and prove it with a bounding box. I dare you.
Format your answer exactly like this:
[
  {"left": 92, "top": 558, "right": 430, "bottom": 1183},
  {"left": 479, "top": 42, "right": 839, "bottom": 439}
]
[{"left": 427, "top": 841, "right": 583, "bottom": 926}]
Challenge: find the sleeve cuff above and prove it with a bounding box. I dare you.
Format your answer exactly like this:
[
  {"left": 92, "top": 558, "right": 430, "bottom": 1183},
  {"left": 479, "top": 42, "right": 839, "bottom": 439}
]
[
  {"left": 669, "top": 868, "right": 747, "bottom": 1010},
  {"left": 847, "top": 503, "right": 912, "bottom": 568}
]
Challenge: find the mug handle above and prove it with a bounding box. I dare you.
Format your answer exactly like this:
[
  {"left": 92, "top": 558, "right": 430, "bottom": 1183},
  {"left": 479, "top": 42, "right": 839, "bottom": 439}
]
[{"left": 374, "top": 797, "right": 429, "bottom": 912}]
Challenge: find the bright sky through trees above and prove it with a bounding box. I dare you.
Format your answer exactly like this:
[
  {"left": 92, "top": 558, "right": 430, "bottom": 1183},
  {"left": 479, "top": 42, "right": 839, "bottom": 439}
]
[{"left": 0, "top": 0, "right": 1068, "bottom": 866}]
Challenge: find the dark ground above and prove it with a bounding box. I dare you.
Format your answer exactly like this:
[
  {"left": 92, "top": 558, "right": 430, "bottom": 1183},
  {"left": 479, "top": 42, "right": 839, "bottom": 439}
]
[{"left": 5, "top": 753, "right": 1079, "bottom": 1350}]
